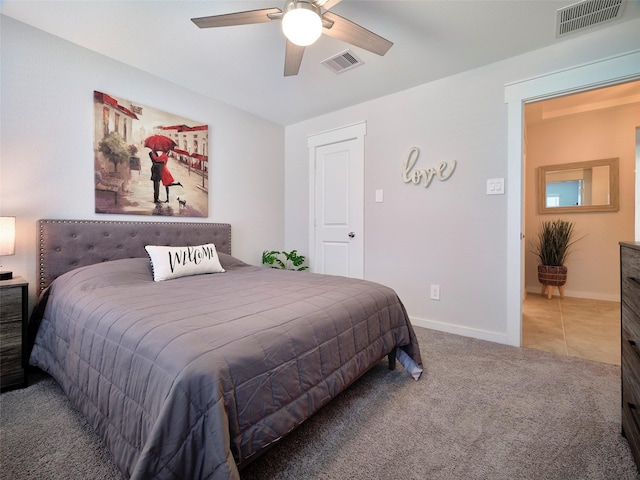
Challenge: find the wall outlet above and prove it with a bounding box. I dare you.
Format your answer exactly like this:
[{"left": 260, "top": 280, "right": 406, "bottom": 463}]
[{"left": 430, "top": 284, "right": 440, "bottom": 301}]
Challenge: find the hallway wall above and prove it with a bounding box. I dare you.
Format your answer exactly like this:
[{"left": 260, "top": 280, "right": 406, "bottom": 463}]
[{"left": 524, "top": 101, "right": 638, "bottom": 300}]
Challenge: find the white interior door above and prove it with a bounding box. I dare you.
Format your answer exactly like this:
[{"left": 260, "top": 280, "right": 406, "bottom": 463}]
[{"left": 308, "top": 122, "right": 365, "bottom": 278}]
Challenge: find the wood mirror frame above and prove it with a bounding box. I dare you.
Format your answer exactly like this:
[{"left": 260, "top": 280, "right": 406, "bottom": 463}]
[{"left": 537, "top": 157, "right": 619, "bottom": 214}]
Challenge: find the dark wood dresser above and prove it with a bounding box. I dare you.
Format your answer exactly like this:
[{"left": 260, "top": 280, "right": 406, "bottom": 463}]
[
  {"left": 0, "top": 276, "right": 28, "bottom": 391},
  {"left": 621, "top": 242, "right": 640, "bottom": 469}
]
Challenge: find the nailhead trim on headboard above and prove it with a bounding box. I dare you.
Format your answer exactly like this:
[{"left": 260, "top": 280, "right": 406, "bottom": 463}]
[{"left": 37, "top": 219, "right": 232, "bottom": 295}]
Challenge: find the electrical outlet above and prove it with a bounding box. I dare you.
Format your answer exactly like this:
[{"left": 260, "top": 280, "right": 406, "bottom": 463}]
[{"left": 430, "top": 284, "right": 440, "bottom": 301}]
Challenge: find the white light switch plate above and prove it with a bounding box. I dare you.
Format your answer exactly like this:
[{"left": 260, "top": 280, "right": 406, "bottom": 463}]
[
  {"left": 375, "top": 189, "right": 384, "bottom": 203},
  {"left": 486, "top": 178, "right": 505, "bottom": 195}
]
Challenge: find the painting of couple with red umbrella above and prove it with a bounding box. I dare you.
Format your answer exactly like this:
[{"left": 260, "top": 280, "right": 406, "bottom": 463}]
[{"left": 93, "top": 90, "right": 209, "bottom": 217}]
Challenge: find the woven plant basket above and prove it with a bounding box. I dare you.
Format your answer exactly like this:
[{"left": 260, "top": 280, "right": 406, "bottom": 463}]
[{"left": 537, "top": 265, "right": 568, "bottom": 286}]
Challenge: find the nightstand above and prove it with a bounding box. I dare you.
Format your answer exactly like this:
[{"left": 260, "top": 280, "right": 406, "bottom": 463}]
[{"left": 0, "top": 277, "right": 28, "bottom": 391}]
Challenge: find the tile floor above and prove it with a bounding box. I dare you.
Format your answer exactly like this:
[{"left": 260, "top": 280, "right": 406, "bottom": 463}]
[{"left": 522, "top": 293, "right": 621, "bottom": 365}]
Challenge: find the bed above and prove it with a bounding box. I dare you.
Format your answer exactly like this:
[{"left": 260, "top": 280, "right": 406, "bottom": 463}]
[{"left": 29, "top": 219, "right": 423, "bottom": 480}]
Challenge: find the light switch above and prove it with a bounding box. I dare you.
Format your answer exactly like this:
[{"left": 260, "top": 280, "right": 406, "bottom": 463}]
[
  {"left": 375, "top": 189, "right": 384, "bottom": 203},
  {"left": 486, "top": 178, "right": 505, "bottom": 195}
]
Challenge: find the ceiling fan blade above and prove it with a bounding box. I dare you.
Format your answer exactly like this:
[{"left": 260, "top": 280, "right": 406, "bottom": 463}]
[
  {"left": 284, "top": 40, "right": 305, "bottom": 77},
  {"left": 314, "top": 0, "right": 342, "bottom": 10},
  {"left": 191, "top": 8, "right": 281, "bottom": 28},
  {"left": 321, "top": 11, "right": 393, "bottom": 56}
]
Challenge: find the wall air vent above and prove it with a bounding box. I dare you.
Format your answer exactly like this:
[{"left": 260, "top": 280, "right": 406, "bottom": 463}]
[
  {"left": 321, "top": 49, "right": 364, "bottom": 74},
  {"left": 556, "top": 0, "right": 625, "bottom": 37}
]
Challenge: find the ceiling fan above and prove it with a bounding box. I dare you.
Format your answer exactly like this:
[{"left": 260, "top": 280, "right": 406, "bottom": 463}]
[{"left": 191, "top": 0, "right": 393, "bottom": 76}]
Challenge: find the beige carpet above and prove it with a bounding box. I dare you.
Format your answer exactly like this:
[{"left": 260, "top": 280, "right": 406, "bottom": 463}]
[{"left": 1, "top": 327, "right": 638, "bottom": 480}]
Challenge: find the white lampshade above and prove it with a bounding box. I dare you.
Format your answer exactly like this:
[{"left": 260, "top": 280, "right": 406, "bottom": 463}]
[
  {"left": 282, "top": 2, "right": 322, "bottom": 47},
  {"left": 0, "top": 216, "right": 15, "bottom": 256}
]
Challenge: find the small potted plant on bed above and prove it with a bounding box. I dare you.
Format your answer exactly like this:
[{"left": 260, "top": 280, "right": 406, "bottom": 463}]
[
  {"left": 531, "top": 219, "right": 582, "bottom": 299},
  {"left": 262, "top": 250, "right": 309, "bottom": 271}
]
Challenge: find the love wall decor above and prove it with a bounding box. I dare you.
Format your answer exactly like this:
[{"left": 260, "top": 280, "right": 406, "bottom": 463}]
[{"left": 401, "top": 147, "right": 456, "bottom": 188}]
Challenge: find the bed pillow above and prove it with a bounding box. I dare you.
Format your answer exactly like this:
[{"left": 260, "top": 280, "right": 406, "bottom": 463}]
[{"left": 144, "top": 243, "right": 225, "bottom": 281}]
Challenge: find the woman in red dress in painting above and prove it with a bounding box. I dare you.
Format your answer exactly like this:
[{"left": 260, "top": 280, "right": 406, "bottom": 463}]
[{"left": 150, "top": 150, "right": 182, "bottom": 203}]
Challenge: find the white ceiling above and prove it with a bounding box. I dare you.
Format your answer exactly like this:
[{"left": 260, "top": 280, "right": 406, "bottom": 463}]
[{"left": 2, "top": 0, "right": 640, "bottom": 126}]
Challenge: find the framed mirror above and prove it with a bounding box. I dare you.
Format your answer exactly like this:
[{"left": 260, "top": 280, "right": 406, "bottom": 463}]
[{"left": 537, "top": 157, "right": 619, "bottom": 214}]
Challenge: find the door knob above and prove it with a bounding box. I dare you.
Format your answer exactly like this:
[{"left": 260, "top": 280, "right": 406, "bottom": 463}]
[{"left": 348, "top": 232, "right": 355, "bottom": 238}]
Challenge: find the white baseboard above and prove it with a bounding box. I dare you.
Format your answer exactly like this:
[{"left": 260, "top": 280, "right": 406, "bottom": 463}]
[
  {"left": 410, "top": 285, "right": 620, "bottom": 348},
  {"left": 409, "top": 317, "right": 509, "bottom": 345}
]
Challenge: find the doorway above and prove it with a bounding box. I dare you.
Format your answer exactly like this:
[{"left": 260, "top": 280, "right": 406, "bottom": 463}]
[
  {"left": 520, "top": 81, "right": 639, "bottom": 364},
  {"left": 307, "top": 122, "right": 366, "bottom": 278},
  {"left": 504, "top": 50, "right": 640, "bottom": 348}
]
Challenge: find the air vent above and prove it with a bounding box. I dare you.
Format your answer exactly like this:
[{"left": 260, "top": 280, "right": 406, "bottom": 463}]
[
  {"left": 321, "top": 49, "right": 364, "bottom": 74},
  {"left": 556, "top": 0, "right": 625, "bottom": 37}
]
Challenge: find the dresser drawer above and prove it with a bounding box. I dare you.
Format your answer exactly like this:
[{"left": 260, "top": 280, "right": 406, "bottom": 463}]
[
  {"left": 622, "top": 305, "right": 640, "bottom": 355},
  {"left": 622, "top": 338, "right": 640, "bottom": 400},
  {"left": 622, "top": 384, "right": 640, "bottom": 467},
  {"left": 0, "top": 320, "right": 22, "bottom": 374},
  {"left": 621, "top": 246, "right": 640, "bottom": 317},
  {"left": 0, "top": 286, "right": 23, "bottom": 324},
  {"left": 0, "top": 279, "right": 28, "bottom": 391},
  {"left": 623, "top": 371, "right": 640, "bottom": 421}
]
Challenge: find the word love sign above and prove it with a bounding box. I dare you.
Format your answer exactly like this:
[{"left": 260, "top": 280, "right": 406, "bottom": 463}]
[{"left": 401, "top": 147, "right": 456, "bottom": 188}]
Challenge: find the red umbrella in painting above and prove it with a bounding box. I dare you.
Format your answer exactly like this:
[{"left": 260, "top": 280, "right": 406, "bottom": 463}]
[{"left": 144, "top": 134, "right": 176, "bottom": 152}]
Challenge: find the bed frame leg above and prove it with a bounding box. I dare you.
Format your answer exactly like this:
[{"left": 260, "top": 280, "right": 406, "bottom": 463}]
[{"left": 388, "top": 348, "right": 397, "bottom": 370}]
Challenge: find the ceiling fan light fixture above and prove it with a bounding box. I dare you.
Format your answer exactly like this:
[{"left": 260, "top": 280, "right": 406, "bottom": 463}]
[{"left": 282, "top": 1, "right": 322, "bottom": 46}]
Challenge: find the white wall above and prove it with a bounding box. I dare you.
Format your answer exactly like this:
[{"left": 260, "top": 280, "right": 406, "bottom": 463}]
[
  {"left": 284, "top": 18, "right": 640, "bottom": 344},
  {"left": 0, "top": 16, "right": 285, "bottom": 303}
]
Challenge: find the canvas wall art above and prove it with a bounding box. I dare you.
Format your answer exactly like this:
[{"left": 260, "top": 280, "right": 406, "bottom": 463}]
[{"left": 94, "top": 91, "right": 209, "bottom": 217}]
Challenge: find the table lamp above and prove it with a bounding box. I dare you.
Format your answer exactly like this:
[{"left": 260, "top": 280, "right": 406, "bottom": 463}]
[{"left": 0, "top": 216, "right": 16, "bottom": 280}]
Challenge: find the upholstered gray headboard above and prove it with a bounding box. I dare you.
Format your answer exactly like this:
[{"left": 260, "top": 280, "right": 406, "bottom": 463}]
[{"left": 37, "top": 219, "right": 231, "bottom": 295}]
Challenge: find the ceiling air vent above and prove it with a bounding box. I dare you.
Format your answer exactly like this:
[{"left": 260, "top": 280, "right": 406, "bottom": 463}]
[
  {"left": 321, "top": 49, "right": 364, "bottom": 74},
  {"left": 556, "top": 0, "right": 625, "bottom": 37}
]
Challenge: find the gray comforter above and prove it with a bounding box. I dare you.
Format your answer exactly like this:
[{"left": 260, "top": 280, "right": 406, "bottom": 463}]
[{"left": 29, "top": 255, "right": 422, "bottom": 479}]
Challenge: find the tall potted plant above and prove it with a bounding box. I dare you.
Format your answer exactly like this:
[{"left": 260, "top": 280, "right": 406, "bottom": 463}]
[{"left": 531, "top": 219, "right": 581, "bottom": 299}]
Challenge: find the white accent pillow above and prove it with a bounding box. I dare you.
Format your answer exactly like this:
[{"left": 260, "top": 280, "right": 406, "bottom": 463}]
[{"left": 144, "top": 243, "right": 225, "bottom": 281}]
